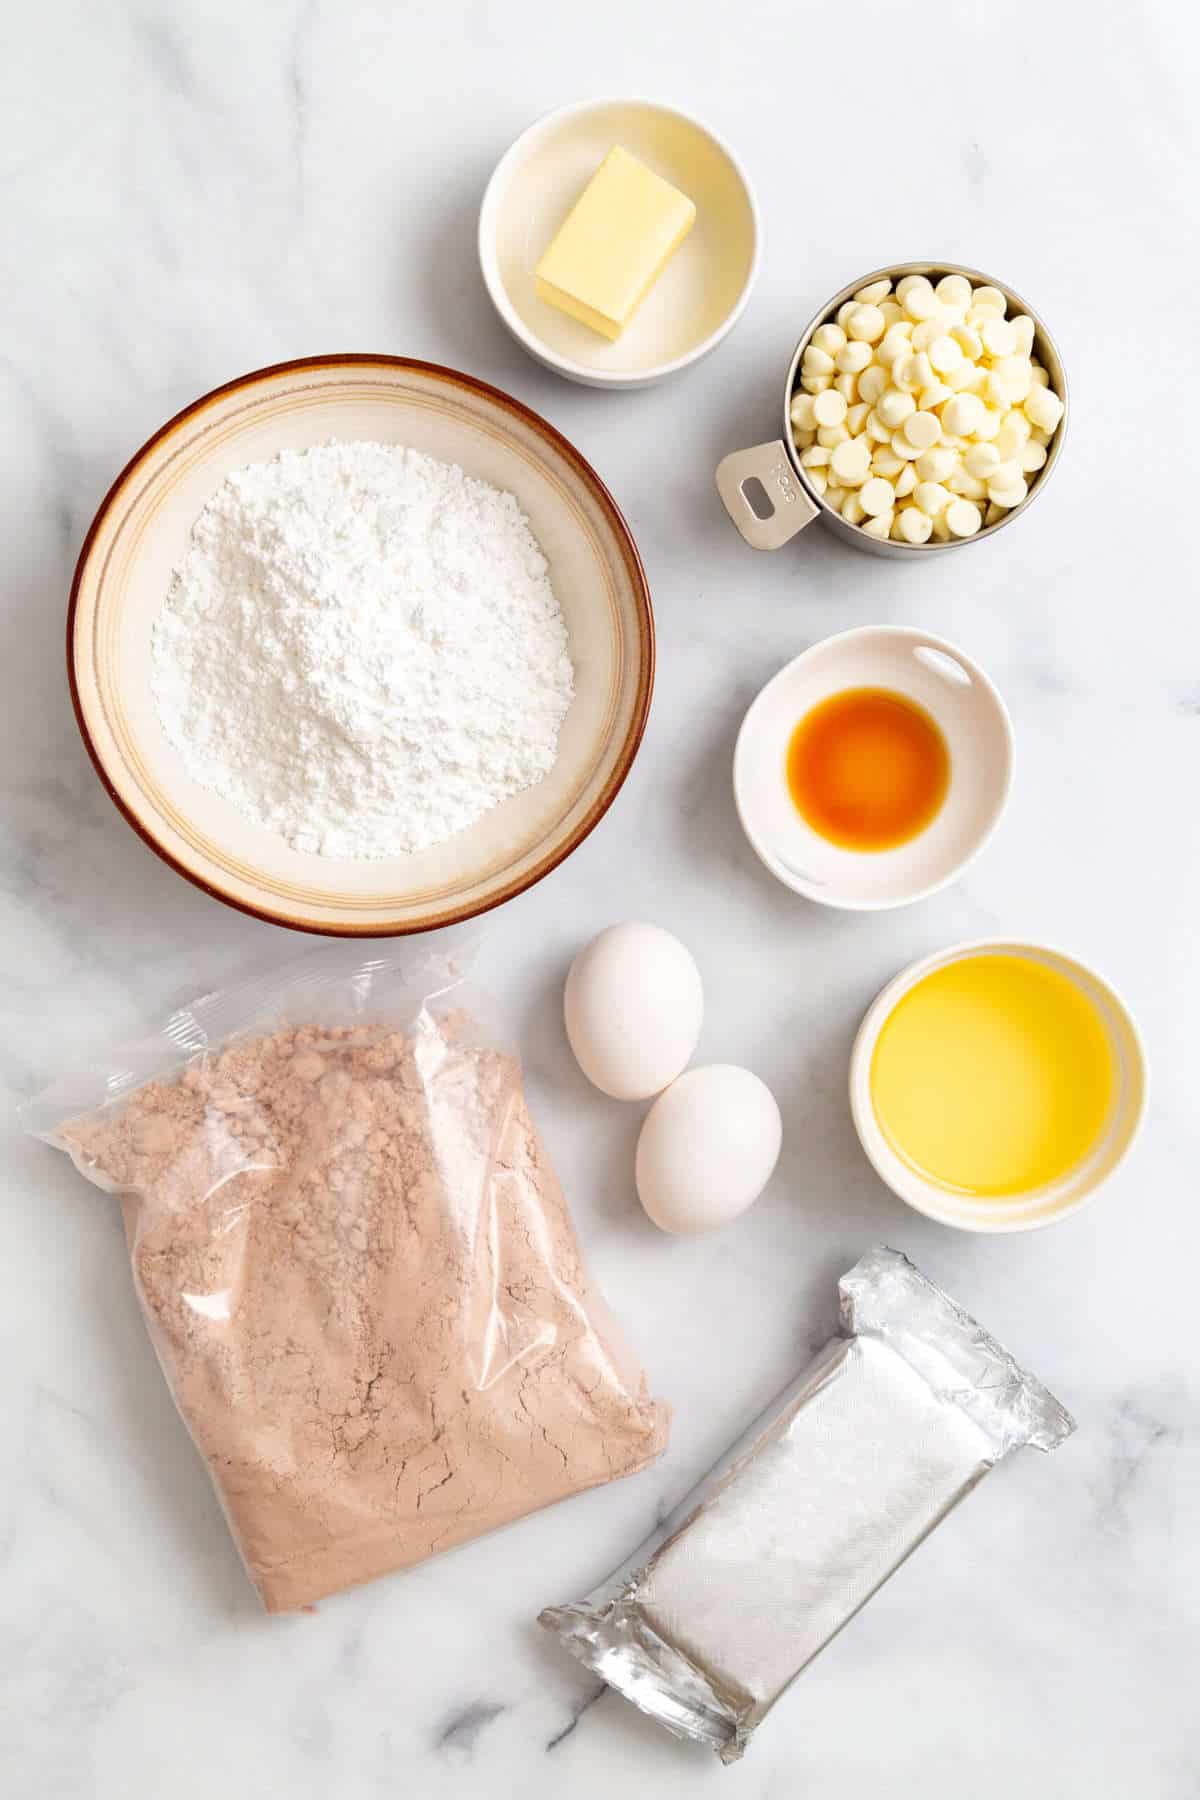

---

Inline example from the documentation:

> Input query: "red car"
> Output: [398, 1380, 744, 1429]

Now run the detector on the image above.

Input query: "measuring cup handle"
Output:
[715, 440, 820, 551]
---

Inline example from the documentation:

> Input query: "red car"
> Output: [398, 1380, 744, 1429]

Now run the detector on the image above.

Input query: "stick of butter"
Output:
[535, 146, 696, 342]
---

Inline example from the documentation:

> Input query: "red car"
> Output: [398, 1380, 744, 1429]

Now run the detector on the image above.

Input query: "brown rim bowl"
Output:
[68, 355, 654, 935]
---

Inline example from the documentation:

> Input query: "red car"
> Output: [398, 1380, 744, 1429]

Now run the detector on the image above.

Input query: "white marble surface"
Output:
[4, 2, 1199, 1793]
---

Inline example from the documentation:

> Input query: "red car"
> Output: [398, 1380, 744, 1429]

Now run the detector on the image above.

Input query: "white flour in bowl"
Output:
[150, 441, 575, 858]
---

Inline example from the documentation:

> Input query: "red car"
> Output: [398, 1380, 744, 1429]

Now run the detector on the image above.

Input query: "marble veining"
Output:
[3, 1, 1198, 1796]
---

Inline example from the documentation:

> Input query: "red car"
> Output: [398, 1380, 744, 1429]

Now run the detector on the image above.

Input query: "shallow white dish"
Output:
[479, 98, 760, 389]
[849, 939, 1147, 1232]
[733, 625, 1012, 911]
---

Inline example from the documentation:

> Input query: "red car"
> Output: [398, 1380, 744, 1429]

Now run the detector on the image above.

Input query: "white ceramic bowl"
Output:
[849, 940, 1147, 1232]
[479, 98, 760, 389]
[733, 626, 1012, 910]
[69, 356, 654, 935]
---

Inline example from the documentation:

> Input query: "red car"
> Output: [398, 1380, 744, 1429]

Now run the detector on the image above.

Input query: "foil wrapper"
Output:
[539, 1247, 1074, 1763]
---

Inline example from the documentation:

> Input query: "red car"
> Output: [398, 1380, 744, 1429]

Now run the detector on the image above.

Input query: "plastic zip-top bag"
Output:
[24, 944, 669, 1612]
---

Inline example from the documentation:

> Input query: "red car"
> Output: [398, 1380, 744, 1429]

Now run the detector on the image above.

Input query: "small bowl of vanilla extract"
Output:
[733, 624, 1013, 911]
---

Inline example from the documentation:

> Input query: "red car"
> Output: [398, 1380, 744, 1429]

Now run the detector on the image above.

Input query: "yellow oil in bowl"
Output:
[869, 951, 1118, 1197]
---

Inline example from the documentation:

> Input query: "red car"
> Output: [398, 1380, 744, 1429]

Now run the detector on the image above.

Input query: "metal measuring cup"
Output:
[716, 261, 1068, 558]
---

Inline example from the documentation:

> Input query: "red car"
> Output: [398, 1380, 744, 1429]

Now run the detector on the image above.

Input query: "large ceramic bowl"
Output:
[69, 356, 654, 934]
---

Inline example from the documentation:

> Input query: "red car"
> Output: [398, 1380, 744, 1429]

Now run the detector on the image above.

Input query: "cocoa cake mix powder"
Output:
[59, 1018, 667, 1611]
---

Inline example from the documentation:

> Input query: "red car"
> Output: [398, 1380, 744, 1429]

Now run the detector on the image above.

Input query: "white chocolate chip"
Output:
[861, 511, 893, 540]
[830, 437, 872, 486]
[800, 444, 832, 467]
[902, 351, 935, 393]
[803, 344, 836, 376]
[877, 388, 916, 430]
[947, 469, 988, 500]
[859, 476, 895, 516]
[940, 393, 984, 438]
[991, 356, 1034, 405]
[808, 468, 828, 495]
[992, 423, 1026, 459]
[890, 355, 918, 394]
[812, 322, 847, 356]
[894, 462, 918, 499]
[834, 372, 858, 402]
[944, 360, 979, 393]
[800, 373, 833, 394]
[792, 428, 816, 450]
[1011, 315, 1036, 353]
[946, 498, 983, 537]
[902, 411, 942, 451]
[934, 274, 973, 311]
[846, 401, 871, 434]
[847, 303, 887, 343]
[914, 481, 952, 515]
[890, 430, 925, 461]
[836, 340, 873, 375]
[865, 410, 892, 443]
[972, 286, 1007, 315]
[928, 335, 964, 375]
[897, 506, 933, 544]
[871, 446, 906, 477]
[858, 365, 888, 405]
[790, 393, 817, 429]
[910, 317, 947, 353]
[842, 491, 867, 524]
[900, 277, 938, 320]
[1024, 384, 1065, 432]
[919, 381, 954, 411]
[836, 300, 860, 329]
[876, 327, 912, 369]
[915, 446, 958, 483]
[813, 389, 848, 427]
[987, 471, 1029, 508]
[963, 442, 1001, 478]
[1021, 440, 1048, 473]
[981, 318, 1018, 358]
[853, 278, 893, 304]
[817, 423, 850, 447]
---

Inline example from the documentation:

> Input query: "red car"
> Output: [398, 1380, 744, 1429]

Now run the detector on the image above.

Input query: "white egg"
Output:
[635, 1064, 782, 1235]
[564, 922, 703, 1101]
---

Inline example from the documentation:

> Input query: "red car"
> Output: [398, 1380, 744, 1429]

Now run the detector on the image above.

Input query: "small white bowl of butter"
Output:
[479, 98, 760, 389]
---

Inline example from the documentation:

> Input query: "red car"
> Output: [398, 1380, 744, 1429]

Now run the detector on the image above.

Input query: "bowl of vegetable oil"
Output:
[850, 940, 1146, 1231]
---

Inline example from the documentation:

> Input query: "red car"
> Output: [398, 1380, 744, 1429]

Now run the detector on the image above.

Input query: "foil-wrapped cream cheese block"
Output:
[539, 1247, 1074, 1763]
